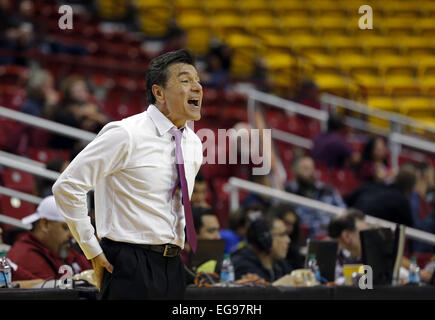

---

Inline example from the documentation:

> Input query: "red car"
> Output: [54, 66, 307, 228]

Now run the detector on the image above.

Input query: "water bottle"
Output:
[408, 257, 421, 284]
[220, 254, 235, 283]
[0, 252, 12, 288]
[306, 253, 321, 283]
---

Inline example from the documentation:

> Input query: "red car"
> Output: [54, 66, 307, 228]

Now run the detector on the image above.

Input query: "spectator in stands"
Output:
[191, 171, 211, 208]
[408, 162, 434, 227]
[21, 69, 59, 118]
[231, 216, 292, 282]
[267, 203, 305, 269]
[357, 136, 392, 183]
[7, 196, 92, 281]
[51, 75, 108, 149]
[242, 173, 273, 212]
[201, 53, 230, 89]
[219, 206, 252, 254]
[345, 166, 415, 227]
[312, 114, 357, 168]
[160, 27, 187, 55]
[293, 80, 321, 109]
[327, 209, 368, 283]
[285, 155, 346, 238]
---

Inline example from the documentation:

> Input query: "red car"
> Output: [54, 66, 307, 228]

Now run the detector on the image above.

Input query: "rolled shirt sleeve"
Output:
[52, 124, 132, 259]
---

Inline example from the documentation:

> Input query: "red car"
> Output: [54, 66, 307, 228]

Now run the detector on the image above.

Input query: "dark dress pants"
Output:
[98, 238, 186, 300]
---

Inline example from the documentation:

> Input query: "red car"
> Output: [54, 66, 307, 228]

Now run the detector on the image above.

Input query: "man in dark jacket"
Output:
[231, 216, 292, 283]
[344, 167, 415, 227]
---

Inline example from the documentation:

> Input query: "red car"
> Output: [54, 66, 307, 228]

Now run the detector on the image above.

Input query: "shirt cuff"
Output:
[79, 235, 103, 260]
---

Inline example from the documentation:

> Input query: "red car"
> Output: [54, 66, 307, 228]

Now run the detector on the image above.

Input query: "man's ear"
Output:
[152, 84, 165, 105]
[39, 218, 50, 233]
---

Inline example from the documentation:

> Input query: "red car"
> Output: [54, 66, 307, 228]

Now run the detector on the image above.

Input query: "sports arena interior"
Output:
[1, 0, 435, 297]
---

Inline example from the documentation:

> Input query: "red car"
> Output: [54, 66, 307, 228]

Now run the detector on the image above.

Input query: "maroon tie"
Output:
[169, 127, 197, 253]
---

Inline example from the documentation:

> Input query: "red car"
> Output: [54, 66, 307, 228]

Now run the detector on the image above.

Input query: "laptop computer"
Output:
[305, 239, 339, 282]
[360, 226, 402, 285]
[189, 239, 226, 271]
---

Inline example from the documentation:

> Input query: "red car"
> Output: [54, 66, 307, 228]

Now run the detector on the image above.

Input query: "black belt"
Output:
[138, 243, 181, 257]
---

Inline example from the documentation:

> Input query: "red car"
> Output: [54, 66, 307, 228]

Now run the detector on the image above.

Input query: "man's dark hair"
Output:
[247, 216, 274, 253]
[327, 114, 345, 132]
[192, 206, 216, 233]
[328, 208, 365, 239]
[394, 167, 416, 195]
[195, 170, 205, 183]
[267, 203, 300, 243]
[228, 207, 249, 231]
[145, 49, 196, 105]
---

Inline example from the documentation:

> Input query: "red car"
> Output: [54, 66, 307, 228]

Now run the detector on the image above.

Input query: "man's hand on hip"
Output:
[91, 252, 114, 290]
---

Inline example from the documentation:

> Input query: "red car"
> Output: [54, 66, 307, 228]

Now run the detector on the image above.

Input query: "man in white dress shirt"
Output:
[52, 49, 203, 299]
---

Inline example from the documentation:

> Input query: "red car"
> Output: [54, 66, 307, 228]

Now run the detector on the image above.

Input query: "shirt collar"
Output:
[147, 104, 187, 136]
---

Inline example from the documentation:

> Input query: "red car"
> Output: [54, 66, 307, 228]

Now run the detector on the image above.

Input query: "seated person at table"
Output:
[267, 203, 305, 270]
[231, 216, 292, 283]
[7, 196, 92, 281]
[181, 206, 221, 266]
[327, 209, 368, 284]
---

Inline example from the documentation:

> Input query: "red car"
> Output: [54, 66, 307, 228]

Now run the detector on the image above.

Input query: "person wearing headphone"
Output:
[231, 215, 292, 283]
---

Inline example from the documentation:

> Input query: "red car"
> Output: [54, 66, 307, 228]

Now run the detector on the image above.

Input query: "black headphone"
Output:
[247, 218, 273, 254]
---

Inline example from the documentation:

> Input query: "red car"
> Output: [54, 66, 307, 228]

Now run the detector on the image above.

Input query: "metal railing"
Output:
[237, 87, 435, 169]
[0, 106, 96, 142]
[226, 177, 435, 246]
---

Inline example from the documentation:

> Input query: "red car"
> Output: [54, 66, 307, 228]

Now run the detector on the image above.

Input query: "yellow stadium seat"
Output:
[339, 55, 378, 77]
[97, 0, 129, 19]
[419, 1, 435, 17]
[326, 36, 363, 55]
[206, 0, 236, 15]
[361, 36, 400, 56]
[246, 15, 281, 35]
[367, 96, 396, 111]
[384, 75, 420, 95]
[313, 16, 348, 36]
[399, 97, 433, 119]
[226, 34, 259, 77]
[354, 74, 385, 95]
[134, 0, 168, 10]
[313, 73, 349, 95]
[289, 35, 326, 55]
[281, 15, 313, 36]
[366, 95, 399, 130]
[305, 53, 340, 73]
[419, 75, 435, 95]
[212, 14, 246, 39]
[178, 13, 209, 29]
[417, 56, 435, 78]
[273, 0, 308, 16]
[173, 0, 201, 13]
[377, 55, 415, 77]
[134, 0, 172, 37]
[258, 33, 293, 52]
[239, 0, 273, 15]
[263, 53, 296, 87]
[415, 17, 435, 36]
[379, 1, 421, 18]
[307, 0, 347, 17]
[397, 37, 435, 58]
[380, 17, 415, 36]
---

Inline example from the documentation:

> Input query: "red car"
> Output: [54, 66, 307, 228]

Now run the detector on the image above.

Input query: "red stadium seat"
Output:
[27, 148, 70, 164]
[1, 168, 36, 193]
[0, 195, 36, 222]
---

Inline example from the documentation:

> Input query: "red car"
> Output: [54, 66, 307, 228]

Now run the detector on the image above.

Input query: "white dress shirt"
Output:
[52, 105, 203, 259]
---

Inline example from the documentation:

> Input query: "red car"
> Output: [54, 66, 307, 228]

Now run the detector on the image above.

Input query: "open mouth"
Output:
[187, 99, 200, 109]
